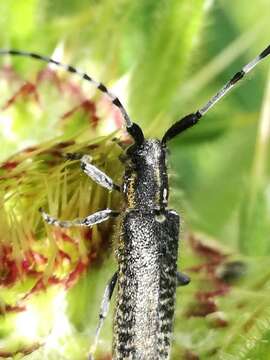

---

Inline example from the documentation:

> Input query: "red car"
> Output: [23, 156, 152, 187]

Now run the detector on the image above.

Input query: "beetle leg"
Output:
[81, 155, 121, 192]
[176, 271, 190, 286]
[40, 208, 119, 228]
[64, 152, 84, 160]
[88, 271, 118, 360]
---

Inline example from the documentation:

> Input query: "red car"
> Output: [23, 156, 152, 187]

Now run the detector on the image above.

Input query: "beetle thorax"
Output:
[123, 139, 169, 210]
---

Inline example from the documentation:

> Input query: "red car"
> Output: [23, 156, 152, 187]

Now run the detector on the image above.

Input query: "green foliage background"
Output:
[0, 0, 270, 359]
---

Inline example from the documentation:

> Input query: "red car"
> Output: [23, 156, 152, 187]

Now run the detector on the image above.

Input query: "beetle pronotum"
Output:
[0, 43, 269, 360]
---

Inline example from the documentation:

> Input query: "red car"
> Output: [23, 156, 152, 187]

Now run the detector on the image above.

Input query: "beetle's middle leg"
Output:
[40, 208, 119, 228]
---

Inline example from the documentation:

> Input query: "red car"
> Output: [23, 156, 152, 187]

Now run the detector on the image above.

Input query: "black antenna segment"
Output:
[162, 44, 270, 144]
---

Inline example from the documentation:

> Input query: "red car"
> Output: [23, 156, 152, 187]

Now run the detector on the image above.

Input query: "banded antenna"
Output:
[0, 49, 135, 130]
[162, 44, 270, 144]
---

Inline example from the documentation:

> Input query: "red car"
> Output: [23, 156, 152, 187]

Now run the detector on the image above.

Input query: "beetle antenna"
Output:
[0, 49, 134, 130]
[162, 43, 270, 144]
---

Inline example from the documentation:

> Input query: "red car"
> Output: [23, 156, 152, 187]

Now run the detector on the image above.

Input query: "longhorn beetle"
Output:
[0, 44, 270, 360]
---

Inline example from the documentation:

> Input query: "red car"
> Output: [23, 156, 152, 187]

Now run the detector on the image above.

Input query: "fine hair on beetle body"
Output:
[0, 43, 269, 360]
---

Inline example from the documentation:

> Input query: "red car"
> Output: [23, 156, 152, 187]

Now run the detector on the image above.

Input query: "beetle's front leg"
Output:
[80, 155, 121, 192]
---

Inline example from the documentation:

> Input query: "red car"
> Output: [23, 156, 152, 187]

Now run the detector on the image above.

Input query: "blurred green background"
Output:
[0, 0, 270, 359]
